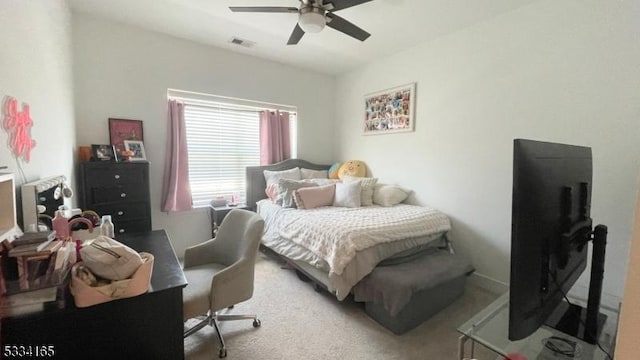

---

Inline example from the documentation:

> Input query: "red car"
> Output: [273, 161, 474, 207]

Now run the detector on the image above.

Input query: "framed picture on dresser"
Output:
[91, 144, 117, 162]
[123, 140, 147, 161]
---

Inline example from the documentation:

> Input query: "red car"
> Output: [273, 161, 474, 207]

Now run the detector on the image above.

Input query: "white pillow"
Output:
[264, 167, 300, 186]
[343, 176, 378, 206]
[373, 184, 412, 206]
[300, 168, 328, 179]
[333, 181, 361, 208]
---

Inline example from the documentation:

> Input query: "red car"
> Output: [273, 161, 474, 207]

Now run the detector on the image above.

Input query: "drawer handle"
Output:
[117, 211, 124, 216]
[120, 193, 127, 198]
[114, 174, 120, 179]
[119, 229, 125, 233]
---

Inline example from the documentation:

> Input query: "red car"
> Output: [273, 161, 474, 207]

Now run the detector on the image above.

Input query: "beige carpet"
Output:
[185, 251, 499, 360]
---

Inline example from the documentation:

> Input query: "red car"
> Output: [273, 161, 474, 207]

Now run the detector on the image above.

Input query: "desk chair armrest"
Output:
[209, 257, 254, 310]
[183, 238, 227, 268]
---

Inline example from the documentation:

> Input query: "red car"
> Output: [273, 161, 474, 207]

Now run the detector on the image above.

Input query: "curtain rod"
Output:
[184, 102, 292, 115]
[167, 88, 297, 113]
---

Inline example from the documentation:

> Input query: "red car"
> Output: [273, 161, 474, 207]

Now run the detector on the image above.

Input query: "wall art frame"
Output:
[363, 83, 416, 135]
[109, 118, 144, 153]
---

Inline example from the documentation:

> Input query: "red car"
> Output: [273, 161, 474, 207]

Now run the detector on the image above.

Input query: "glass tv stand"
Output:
[457, 292, 619, 360]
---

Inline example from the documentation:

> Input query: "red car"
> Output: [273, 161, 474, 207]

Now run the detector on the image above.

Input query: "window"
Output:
[169, 90, 297, 207]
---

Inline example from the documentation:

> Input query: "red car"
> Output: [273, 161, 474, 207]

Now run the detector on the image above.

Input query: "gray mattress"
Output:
[364, 274, 468, 334]
[353, 248, 474, 334]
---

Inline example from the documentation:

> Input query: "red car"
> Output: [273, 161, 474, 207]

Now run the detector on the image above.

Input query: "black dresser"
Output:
[78, 162, 151, 234]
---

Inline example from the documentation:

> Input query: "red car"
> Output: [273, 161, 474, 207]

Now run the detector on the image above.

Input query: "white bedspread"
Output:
[259, 201, 451, 299]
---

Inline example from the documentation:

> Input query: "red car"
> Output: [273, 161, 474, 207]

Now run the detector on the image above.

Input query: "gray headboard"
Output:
[245, 159, 331, 211]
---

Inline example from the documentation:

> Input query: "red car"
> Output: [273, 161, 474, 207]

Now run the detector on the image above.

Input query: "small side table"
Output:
[209, 204, 249, 238]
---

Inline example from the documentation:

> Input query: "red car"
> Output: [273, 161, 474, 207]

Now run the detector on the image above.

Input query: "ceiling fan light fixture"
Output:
[298, 8, 325, 33]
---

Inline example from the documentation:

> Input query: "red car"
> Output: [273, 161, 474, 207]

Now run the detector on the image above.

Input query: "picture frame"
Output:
[363, 83, 416, 135]
[123, 140, 147, 161]
[91, 144, 117, 162]
[109, 118, 144, 153]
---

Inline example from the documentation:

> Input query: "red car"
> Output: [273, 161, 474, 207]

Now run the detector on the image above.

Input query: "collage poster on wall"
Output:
[363, 83, 416, 135]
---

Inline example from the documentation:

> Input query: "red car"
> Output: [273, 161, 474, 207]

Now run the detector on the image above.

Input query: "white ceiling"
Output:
[68, 0, 538, 75]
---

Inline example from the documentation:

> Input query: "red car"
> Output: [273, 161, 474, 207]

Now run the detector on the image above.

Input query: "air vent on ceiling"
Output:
[229, 37, 255, 48]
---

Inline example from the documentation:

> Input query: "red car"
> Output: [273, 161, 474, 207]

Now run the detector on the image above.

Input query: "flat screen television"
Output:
[509, 139, 607, 344]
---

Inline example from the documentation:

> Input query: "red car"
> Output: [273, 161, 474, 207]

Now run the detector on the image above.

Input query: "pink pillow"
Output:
[293, 184, 335, 209]
[265, 183, 279, 202]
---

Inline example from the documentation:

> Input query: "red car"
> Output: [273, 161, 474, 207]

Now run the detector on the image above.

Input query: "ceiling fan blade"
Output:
[287, 23, 305, 45]
[325, 13, 370, 41]
[324, 0, 372, 11]
[229, 6, 299, 13]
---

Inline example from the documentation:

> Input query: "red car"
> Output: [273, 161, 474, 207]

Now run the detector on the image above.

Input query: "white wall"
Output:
[72, 14, 335, 256]
[335, 0, 640, 296]
[0, 1, 75, 213]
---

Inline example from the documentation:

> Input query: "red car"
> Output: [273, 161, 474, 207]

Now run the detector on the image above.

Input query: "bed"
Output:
[246, 159, 473, 333]
[247, 159, 450, 291]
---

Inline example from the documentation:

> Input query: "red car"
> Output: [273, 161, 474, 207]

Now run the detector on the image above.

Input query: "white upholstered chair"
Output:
[183, 208, 265, 358]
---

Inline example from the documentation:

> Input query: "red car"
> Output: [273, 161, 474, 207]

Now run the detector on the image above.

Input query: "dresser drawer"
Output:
[90, 184, 148, 204]
[83, 163, 147, 187]
[114, 219, 151, 235]
[90, 202, 150, 222]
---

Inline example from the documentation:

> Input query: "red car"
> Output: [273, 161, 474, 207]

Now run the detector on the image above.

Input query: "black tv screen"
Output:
[509, 139, 593, 341]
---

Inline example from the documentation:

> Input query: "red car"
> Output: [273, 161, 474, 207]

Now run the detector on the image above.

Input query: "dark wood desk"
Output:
[1, 230, 188, 360]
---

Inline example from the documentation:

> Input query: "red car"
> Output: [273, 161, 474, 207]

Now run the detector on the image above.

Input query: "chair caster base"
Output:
[253, 319, 261, 328]
[219, 348, 227, 358]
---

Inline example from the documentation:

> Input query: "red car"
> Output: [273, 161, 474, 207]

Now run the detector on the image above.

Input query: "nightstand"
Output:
[209, 204, 249, 237]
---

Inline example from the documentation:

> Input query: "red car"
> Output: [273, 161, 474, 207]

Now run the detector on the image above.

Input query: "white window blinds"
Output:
[173, 91, 297, 208]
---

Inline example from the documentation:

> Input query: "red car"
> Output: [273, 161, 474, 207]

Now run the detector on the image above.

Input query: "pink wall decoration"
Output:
[2, 96, 36, 162]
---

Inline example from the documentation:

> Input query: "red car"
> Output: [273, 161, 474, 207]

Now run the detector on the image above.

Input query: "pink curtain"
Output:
[161, 99, 193, 212]
[260, 110, 291, 165]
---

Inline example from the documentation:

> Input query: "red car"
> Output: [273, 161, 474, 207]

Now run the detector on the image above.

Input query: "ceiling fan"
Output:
[229, 0, 372, 45]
